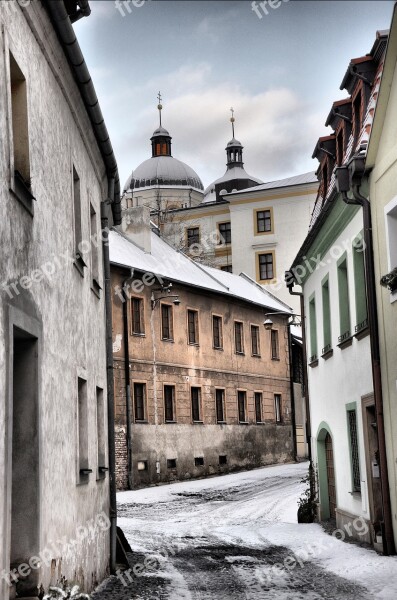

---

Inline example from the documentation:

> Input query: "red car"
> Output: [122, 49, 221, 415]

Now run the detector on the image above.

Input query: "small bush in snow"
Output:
[43, 584, 90, 599]
[297, 463, 317, 523]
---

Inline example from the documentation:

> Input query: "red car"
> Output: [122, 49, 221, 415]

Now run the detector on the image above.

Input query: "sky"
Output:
[75, 0, 395, 191]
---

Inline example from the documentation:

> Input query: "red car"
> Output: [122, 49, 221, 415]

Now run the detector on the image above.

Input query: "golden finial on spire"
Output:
[230, 107, 235, 137]
[157, 91, 163, 126]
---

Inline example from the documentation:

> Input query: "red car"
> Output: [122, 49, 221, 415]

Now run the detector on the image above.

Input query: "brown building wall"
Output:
[112, 266, 294, 488]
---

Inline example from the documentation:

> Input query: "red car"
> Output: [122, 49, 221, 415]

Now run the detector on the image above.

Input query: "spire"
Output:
[157, 91, 163, 127]
[226, 108, 243, 169]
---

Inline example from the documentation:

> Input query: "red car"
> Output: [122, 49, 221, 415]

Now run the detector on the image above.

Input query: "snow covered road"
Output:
[92, 462, 397, 599]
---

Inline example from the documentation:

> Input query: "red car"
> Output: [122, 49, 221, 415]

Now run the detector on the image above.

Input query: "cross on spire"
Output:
[157, 91, 163, 126]
[230, 107, 235, 138]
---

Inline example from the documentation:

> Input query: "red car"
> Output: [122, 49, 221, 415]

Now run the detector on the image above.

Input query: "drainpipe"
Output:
[122, 277, 133, 490]
[337, 168, 395, 555]
[287, 323, 298, 462]
[101, 180, 117, 574]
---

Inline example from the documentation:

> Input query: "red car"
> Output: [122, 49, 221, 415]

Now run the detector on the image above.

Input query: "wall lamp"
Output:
[263, 312, 301, 331]
[151, 282, 180, 310]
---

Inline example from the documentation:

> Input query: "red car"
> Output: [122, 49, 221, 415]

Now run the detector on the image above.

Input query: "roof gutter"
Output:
[43, 0, 121, 226]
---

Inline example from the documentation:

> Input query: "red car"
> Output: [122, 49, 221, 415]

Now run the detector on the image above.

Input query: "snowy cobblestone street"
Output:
[92, 463, 397, 599]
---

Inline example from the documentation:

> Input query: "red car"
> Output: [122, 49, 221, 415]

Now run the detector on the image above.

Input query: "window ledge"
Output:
[321, 348, 333, 360]
[355, 326, 369, 340]
[252, 353, 261, 358]
[213, 346, 224, 351]
[10, 176, 35, 216]
[91, 278, 102, 299]
[188, 342, 200, 347]
[165, 420, 177, 424]
[73, 254, 86, 277]
[135, 420, 148, 424]
[235, 351, 245, 356]
[271, 357, 280, 361]
[349, 490, 362, 498]
[192, 420, 204, 425]
[217, 421, 227, 425]
[239, 421, 250, 425]
[337, 336, 353, 350]
[309, 359, 319, 368]
[132, 332, 146, 338]
[161, 338, 174, 343]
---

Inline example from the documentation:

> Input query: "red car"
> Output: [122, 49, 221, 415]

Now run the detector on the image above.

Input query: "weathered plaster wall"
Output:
[0, 2, 110, 596]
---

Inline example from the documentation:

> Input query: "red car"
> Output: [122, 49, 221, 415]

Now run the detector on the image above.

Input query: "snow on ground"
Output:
[107, 462, 397, 599]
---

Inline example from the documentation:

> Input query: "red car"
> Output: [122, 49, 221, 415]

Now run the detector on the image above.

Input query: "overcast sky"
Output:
[75, 0, 394, 190]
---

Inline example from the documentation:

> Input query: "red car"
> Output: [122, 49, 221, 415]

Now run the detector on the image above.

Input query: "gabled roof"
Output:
[225, 171, 318, 197]
[109, 229, 292, 314]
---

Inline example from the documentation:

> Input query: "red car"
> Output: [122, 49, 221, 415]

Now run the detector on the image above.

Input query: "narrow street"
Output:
[92, 463, 397, 599]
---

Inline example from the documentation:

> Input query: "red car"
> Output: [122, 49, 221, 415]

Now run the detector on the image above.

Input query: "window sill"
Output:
[349, 490, 362, 498]
[309, 359, 319, 368]
[161, 338, 174, 343]
[132, 332, 146, 338]
[135, 420, 148, 424]
[337, 336, 353, 350]
[192, 420, 204, 424]
[239, 421, 249, 425]
[73, 253, 87, 277]
[321, 349, 333, 360]
[217, 420, 227, 425]
[252, 353, 261, 358]
[355, 326, 369, 340]
[165, 420, 177, 424]
[213, 346, 224, 351]
[10, 171, 35, 216]
[91, 278, 102, 299]
[255, 421, 264, 425]
[271, 357, 280, 361]
[188, 342, 200, 347]
[235, 351, 245, 356]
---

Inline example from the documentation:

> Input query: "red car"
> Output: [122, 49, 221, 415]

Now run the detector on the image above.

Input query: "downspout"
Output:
[101, 180, 117, 574]
[122, 278, 133, 490]
[287, 324, 298, 462]
[341, 182, 395, 555]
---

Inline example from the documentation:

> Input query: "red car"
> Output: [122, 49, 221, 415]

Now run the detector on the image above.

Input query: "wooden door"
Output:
[325, 433, 336, 519]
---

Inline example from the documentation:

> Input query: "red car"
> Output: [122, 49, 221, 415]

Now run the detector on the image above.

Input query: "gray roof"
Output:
[123, 156, 204, 192]
[226, 137, 243, 148]
[225, 171, 318, 196]
[109, 229, 292, 313]
[151, 126, 171, 138]
[203, 166, 263, 202]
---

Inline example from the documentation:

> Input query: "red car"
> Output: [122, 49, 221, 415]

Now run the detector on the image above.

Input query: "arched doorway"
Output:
[317, 424, 336, 520]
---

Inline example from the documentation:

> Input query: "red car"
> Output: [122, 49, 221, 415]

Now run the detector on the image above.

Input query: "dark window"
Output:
[257, 210, 272, 233]
[275, 394, 282, 423]
[134, 383, 146, 421]
[271, 329, 279, 360]
[187, 227, 200, 247]
[164, 385, 175, 422]
[161, 304, 173, 340]
[187, 309, 199, 345]
[219, 455, 227, 465]
[191, 387, 201, 422]
[78, 378, 88, 480]
[221, 265, 233, 273]
[131, 298, 144, 335]
[213, 315, 223, 349]
[10, 52, 30, 188]
[194, 457, 204, 466]
[336, 129, 344, 166]
[255, 392, 263, 423]
[348, 409, 361, 492]
[259, 253, 274, 280]
[216, 389, 225, 423]
[234, 322, 244, 354]
[251, 325, 260, 356]
[167, 458, 177, 469]
[238, 391, 247, 423]
[90, 204, 100, 288]
[73, 166, 84, 272]
[219, 222, 231, 244]
[353, 92, 362, 148]
[322, 161, 328, 200]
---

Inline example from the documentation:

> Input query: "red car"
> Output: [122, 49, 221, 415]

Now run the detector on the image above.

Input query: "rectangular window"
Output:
[90, 205, 100, 294]
[255, 392, 263, 423]
[238, 391, 247, 423]
[336, 129, 344, 166]
[220, 264, 233, 273]
[161, 304, 174, 341]
[271, 329, 279, 360]
[164, 385, 175, 422]
[353, 92, 362, 148]
[347, 409, 361, 492]
[234, 321, 244, 354]
[10, 53, 31, 194]
[258, 252, 274, 281]
[78, 378, 89, 481]
[73, 166, 85, 274]
[212, 315, 223, 349]
[96, 387, 106, 477]
[309, 296, 318, 361]
[256, 210, 272, 233]
[219, 222, 231, 244]
[187, 227, 200, 247]
[251, 325, 260, 356]
[322, 279, 331, 353]
[385, 201, 397, 273]
[187, 309, 199, 345]
[275, 394, 282, 423]
[134, 383, 146, 422]
[353, 236, 368, 332]
[191, 387, 201, 422]
[216, 389, 225, 423]
[131, 297, 145, 335]
[337, 257, 351, 342]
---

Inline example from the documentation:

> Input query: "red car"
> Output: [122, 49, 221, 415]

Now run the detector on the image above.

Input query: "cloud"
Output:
[110, 62, 324, 190]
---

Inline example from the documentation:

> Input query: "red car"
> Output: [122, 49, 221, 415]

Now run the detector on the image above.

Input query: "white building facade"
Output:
[0, 2, 120, 597]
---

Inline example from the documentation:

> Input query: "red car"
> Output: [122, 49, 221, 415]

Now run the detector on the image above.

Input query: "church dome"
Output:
[124, 156, 204, 192]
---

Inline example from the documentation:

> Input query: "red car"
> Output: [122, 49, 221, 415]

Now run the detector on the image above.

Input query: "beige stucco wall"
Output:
[369, 50, 397, 550]
[0, 3, 110, 596]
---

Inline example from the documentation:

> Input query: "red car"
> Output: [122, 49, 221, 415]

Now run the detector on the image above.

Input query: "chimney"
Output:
[120, 205, 151, 253]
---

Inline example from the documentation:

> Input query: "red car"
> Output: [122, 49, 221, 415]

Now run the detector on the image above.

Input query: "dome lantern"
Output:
[151, 92, 172, 157]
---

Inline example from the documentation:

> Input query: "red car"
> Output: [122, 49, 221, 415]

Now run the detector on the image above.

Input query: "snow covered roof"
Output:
[203, 166, 263, 203]
[123, 156, 204, 193]
[109, 229, 292, 314]
[225, 171, 318, 197]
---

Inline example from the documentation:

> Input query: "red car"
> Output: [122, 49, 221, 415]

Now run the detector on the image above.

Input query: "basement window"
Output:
[9, 52, 34, 213]
[137, 461, 148, 472]
[219, 455, 227, 466]
[194, 457, 204, 467]
[167, 459, 177, 469]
